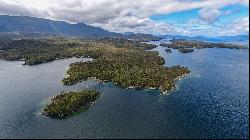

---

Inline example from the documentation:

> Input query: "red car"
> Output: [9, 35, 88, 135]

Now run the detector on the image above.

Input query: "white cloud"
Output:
[0, 0, 249, 36]
[181, 16, 249, 37]
[199, 8, 221, 23]
[224, 17, 249, 35]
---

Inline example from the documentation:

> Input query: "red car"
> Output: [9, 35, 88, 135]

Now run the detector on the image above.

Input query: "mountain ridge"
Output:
[0, 15, 119, 38]
[0, 15, 161, 41]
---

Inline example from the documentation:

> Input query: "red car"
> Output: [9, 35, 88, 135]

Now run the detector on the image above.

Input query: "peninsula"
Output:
[0, 37, 190, 93]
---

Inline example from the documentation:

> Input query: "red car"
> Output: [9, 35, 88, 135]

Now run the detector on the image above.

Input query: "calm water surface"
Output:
[0, 43, 249, 138]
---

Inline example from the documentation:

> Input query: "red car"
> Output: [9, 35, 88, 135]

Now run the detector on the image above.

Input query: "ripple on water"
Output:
[0, 45, 248, 139]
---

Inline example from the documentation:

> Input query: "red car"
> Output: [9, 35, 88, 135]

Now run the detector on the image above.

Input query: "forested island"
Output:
[165, 48, 172, 53]
[0, 37, 190, 93]
[178, 48, 194, 53]
[0, 38, 157, 65]
[167, 39, 248, 49]
[42, 89, 100, 118]
[160, 43, 171, 47]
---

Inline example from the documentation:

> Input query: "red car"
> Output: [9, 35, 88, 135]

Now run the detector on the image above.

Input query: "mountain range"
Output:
[0, 15, 161, 41]
[0, 15, 247, 43]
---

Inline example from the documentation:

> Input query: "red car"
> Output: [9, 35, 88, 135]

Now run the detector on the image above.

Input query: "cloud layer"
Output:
[0, 0, 249, 36]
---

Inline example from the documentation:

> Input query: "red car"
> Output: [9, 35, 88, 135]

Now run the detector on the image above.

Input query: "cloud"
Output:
[225, 16, 249, 35]
[181, 16, 249, 36]
[0, 1, 40, 16]
[199, 8, 221, 23]
[198, 6, 237, 24]
[0, 0, 249, 36]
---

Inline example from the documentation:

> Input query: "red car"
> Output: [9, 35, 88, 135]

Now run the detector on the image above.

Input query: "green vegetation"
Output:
[167, 39, 248, 49]
[0, 38, 157, 65]
[0, 38, 71, 65]
[43, 89, 100, 118]
[62, 42, 189, 92]
[178, 48, 194, 53]
[0, 37, 190, 92]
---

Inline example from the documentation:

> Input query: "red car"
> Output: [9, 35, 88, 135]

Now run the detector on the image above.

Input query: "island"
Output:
[165, 48, 172, 53]
[0, 37, 190, 93]
[178, 48, 194, 53]
[42, 89, 101, 118]
[160, 43, 171, 47]
[167, 39, 248, 49]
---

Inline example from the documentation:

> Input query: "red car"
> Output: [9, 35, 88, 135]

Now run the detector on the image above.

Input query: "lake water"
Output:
[0, 43, 249, 139]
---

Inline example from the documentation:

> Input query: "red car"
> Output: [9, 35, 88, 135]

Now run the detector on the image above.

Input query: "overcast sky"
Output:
[0, 0, 249, 36]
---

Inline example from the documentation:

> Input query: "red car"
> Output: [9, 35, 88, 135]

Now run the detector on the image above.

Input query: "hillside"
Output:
[0, 15, 120, 38]
[0, 15, 161, 41]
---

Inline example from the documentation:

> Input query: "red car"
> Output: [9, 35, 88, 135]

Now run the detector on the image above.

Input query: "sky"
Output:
[0, 0, 249, 36]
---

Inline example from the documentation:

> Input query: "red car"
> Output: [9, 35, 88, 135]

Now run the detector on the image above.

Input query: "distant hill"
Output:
[161, 34, 249, 44]
[213, 35, 249, 42]
[0, 15, 161, 41]
[123, 32, 162, 41]
[0, 15, 121, 38]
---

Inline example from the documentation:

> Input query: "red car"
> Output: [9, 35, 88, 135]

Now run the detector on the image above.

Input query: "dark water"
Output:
[0, 44, 249, 138]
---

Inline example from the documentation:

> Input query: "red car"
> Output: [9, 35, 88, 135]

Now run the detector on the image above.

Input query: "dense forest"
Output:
[0, 37, 157, 65]
[43, 89, 101, 118]
[0, 37, 189, 92]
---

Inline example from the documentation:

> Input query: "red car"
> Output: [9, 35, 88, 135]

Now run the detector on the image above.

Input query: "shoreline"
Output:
[161, 73, 190, 94]
[67, 72, 190, 94]
[124, 72, 190, 93]
[41, 89, 101, 118]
